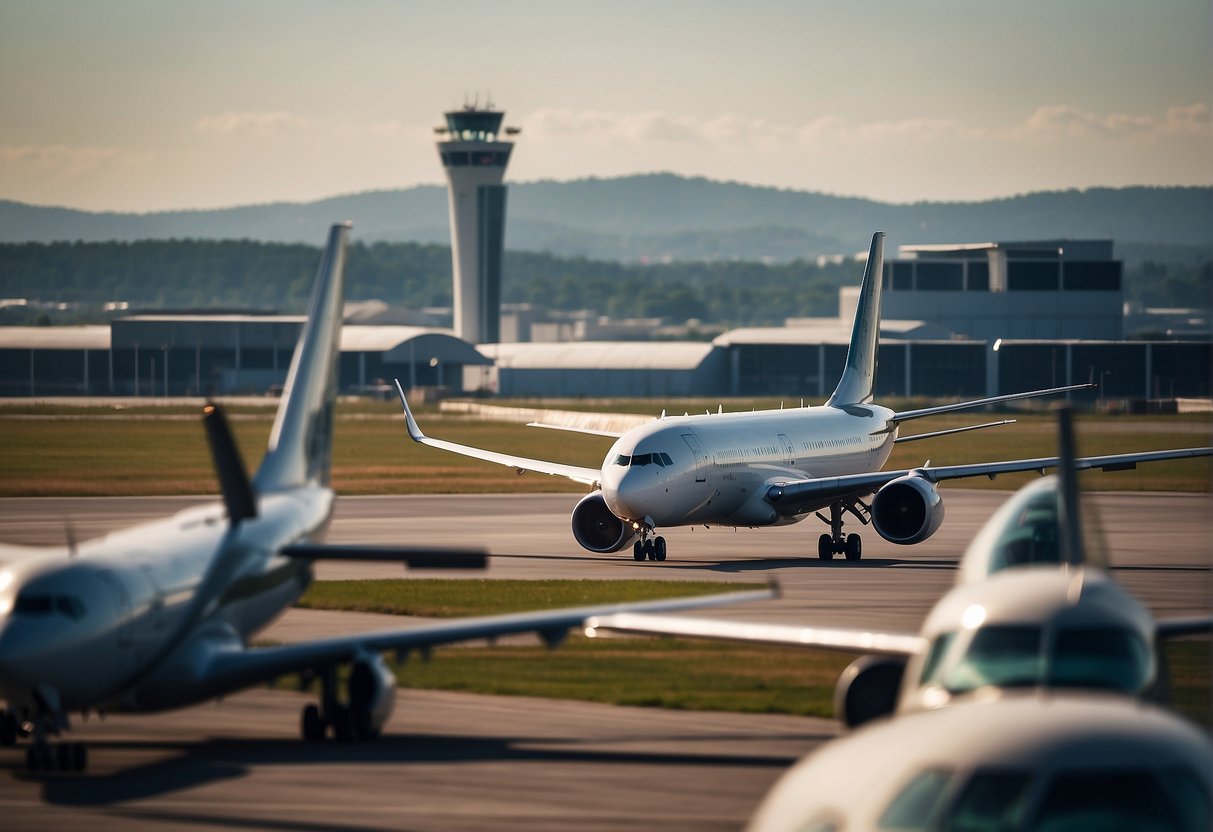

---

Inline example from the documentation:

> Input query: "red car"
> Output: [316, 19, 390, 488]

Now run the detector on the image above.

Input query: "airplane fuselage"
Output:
[600, 403, 898, 529]
[0, 487, 332, 715]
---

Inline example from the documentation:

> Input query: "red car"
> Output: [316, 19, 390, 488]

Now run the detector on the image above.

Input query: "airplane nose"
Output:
[606, 470, 644, 520]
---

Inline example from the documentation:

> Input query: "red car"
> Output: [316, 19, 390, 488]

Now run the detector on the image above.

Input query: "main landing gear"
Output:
[300, 666, 379, 743]
[633, 535, 667, 562]
[816, 499, 870, 562]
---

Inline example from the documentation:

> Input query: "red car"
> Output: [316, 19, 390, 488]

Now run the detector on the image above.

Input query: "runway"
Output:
[0, 490, 1209, 829]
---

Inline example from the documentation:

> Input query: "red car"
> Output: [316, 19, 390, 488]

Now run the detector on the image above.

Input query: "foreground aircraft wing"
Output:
[766, 446, 1213, 513]
[177, 586, 775, 699]
[393, 380, 602, 486]
[584, 612, 924, 656]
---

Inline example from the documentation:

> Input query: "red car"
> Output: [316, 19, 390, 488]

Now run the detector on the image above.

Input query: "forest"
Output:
[0, 238, 1207, 329]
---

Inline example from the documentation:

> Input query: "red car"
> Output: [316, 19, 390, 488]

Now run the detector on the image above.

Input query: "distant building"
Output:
[847, 240, 1125, 340]
[435, 103, 520, 344]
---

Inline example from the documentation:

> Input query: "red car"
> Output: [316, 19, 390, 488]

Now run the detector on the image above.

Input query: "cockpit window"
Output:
[942, 626, 1043, 693]
[919, 632, 956, 684]
[941, 770, 1032, 831]
[614, 454, 631, 466]
[1048, 627, 1151, 693]
[1031, 770, 1190, 832]
[879, 768, 954, 829]
[987, 490, 1061, 572]
[626, 452, 672, 467]
[14, 592, 86, 620]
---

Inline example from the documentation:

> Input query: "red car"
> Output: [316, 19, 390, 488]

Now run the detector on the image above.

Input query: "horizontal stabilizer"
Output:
[280, 543, 486, 570]
[894, 420, 1016, 444]
[202, 403, 256, 523]
[527, 422, 625, 439]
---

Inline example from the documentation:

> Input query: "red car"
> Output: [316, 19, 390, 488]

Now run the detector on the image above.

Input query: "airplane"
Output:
[395, 231, 1212, 562]
[745, 694, 1212, 832]
[0, 222, 771, 773]
[584, 407, 1213, 729]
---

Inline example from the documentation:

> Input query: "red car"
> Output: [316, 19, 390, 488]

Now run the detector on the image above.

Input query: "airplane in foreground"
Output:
[586, 407, 1213, 728]
[396, 232, 1212, 562]
[0, 222, 770, 773]
[592, 409, 1213, 830]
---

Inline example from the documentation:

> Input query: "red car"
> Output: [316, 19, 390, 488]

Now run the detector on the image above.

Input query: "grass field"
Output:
[294, 579, 1212, 726]
[1, 399, 1208, 496]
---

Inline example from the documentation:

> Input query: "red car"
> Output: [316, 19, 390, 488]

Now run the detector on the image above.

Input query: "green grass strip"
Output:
[297, 578, 762, 618]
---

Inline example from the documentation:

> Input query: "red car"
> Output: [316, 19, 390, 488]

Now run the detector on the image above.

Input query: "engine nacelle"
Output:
[833, 655, 907, 730]
[872, 474, 945, 545]
[571, 491, 638, 553]
[348, 652, 396, 739]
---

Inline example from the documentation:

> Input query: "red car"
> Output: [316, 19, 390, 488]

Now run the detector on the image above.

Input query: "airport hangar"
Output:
[1, 238, 1209, 401]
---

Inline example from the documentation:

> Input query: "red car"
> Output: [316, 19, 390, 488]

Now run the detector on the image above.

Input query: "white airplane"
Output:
[0, 222, 771, 773]
[746, 694, 1211, 832]
[585, 408, 1213, 728]
[396, 232, 1212, 562]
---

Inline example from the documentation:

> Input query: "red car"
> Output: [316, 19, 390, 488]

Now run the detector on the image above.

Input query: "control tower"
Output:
[435, 104, 520, 344]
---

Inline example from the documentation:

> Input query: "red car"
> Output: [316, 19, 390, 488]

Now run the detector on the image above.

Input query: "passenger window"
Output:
[879, 768, 954, 829]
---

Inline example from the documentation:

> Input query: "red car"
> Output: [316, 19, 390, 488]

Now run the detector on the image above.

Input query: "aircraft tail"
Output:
[826, 232, 884, 407]
[252, 222, 350, 491]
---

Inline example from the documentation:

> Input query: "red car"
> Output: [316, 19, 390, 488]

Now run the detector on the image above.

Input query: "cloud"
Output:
[1012, 102, 1212, 141]
[195, 110, 311, 136]
[0, 144, 153, 177]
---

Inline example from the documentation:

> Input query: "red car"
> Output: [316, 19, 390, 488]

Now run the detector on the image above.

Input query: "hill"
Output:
[3, 175, 1211, 263]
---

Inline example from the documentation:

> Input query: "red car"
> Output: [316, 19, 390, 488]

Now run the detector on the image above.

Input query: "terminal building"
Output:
[0, 237, 1208, 402]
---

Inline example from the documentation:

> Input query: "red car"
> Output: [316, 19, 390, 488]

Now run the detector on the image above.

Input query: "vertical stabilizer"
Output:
[253, 222, 350, 491]
[827, 232, 885, 407]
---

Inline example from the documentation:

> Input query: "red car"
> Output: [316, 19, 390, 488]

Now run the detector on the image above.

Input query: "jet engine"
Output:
[833, 655, 907, 730]
[571, 491, 638, 553]
[347, 652, 396, 740]
[871, 474, 945, 545]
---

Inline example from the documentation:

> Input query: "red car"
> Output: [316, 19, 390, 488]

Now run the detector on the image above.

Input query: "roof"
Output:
[0, 326, 110, 350]
[714, 320, 952, 347]
[479, 341, 716, 371]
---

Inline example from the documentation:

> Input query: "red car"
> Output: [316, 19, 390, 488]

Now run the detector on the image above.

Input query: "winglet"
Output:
[393, 379, 426, 442]
[827, 232, 885, 407]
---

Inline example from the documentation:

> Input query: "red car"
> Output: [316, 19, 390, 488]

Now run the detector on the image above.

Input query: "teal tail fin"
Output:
[827, 232, 885, 407]
[253, 222, 350, 491]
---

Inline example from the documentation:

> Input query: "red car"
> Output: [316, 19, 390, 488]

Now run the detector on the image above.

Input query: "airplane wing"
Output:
[891, 383, 1094, 422]
[393, 380, 602, 486]
[1156, 617, 1213, 638]
[527, 422, 626, 439]
[179, 586, 776, 699]
[280, 544, 487, 570]
[584, 612, 924, 656]
[766, 446, 1213, 514]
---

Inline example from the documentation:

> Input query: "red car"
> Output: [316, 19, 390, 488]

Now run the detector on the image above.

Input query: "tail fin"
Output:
[827, 232, 885, 407]
[253, 222, 350, 491]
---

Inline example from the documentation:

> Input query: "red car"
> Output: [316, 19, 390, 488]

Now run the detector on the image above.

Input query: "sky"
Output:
[1, 0, 1210, 212]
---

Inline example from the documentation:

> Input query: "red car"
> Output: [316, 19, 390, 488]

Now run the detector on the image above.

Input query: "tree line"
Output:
[0, 239, 1206, 329]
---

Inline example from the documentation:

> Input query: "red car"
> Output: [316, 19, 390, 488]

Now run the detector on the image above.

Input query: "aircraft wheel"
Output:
[818, 534, 835, 560]
[302, 704, 325, 742]
[331, 705, 355, 743]
[71, 741, 88, 772]
[845, 534, 862, 561]
[633, 541, 645, 561]
[0, 709, 16, 746]
[653, 537, 667, 561]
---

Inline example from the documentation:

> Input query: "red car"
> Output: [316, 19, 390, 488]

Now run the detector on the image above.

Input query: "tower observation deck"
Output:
[435, 105, 520, 344]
